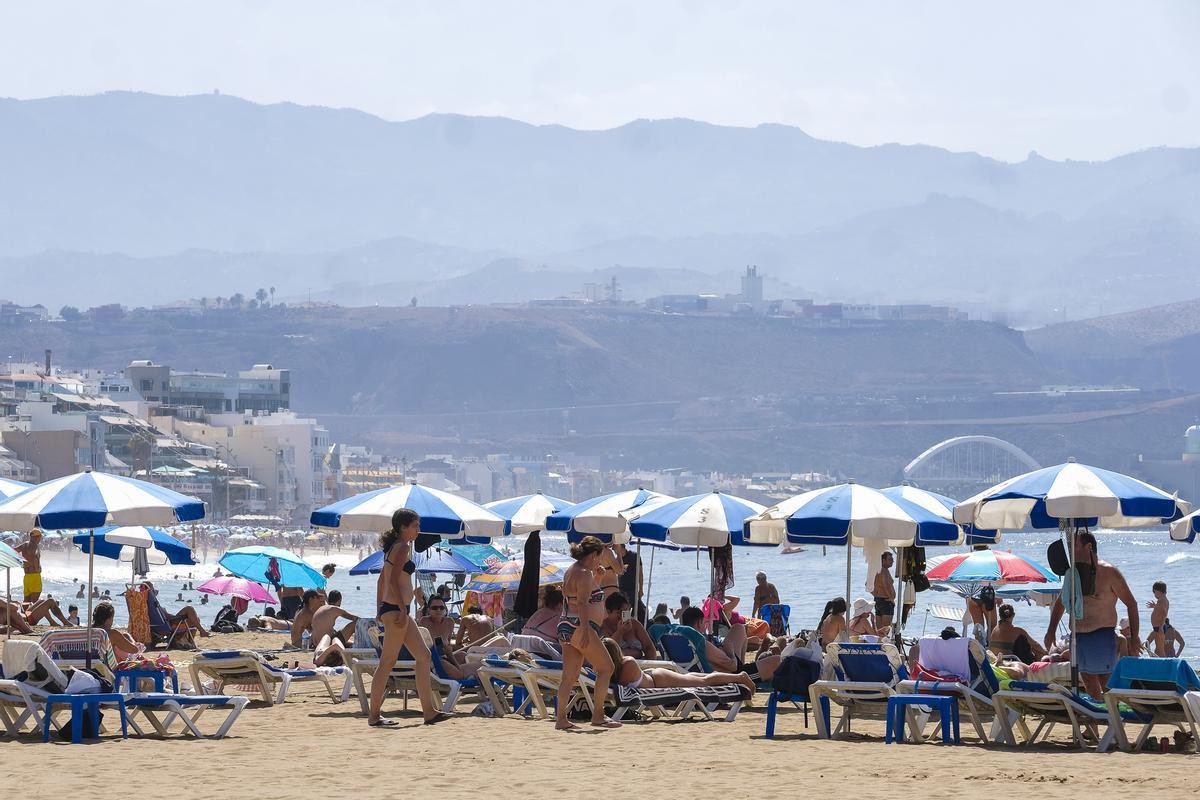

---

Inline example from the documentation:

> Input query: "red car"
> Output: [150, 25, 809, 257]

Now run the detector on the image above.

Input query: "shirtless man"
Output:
[752, 571, 781, 618]
[311, 589, 358, 646]
[872, 551, 896, 637]
[16, 529, 43, 602]
[1147, 581, 1170, 656]
[682, 606, 747, 673]
[454, 605, 497, 649]
[1045, 531, 1139, 698]
[289, 589, 325, 649]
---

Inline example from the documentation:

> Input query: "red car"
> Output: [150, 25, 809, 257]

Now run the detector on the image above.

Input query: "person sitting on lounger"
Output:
[419, 596, 456, 646]
[146, 582, 211, 637]
[600, 591, 658, 659]
[848, 598, 875, 639]
[989, 603, 1046, 664]
[454, 606, 496, 649]
[602, 637, 755, 693]
[816, 597, 848, 649]
[520, 586, 564, 642]
[681, 605, 746, 673]
[290, 589, 325, 649]
[311, 590, 358, 646]
[93, 601, 145, 662]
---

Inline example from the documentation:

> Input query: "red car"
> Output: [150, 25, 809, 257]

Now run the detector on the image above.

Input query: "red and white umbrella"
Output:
[926, 550, 1056, 584]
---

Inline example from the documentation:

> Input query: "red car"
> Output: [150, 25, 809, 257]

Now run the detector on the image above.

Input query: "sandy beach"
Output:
[3, 629, 1197, 799]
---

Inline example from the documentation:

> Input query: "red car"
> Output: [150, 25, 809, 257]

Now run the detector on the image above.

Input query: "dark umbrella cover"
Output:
[513, 530, 541, 619]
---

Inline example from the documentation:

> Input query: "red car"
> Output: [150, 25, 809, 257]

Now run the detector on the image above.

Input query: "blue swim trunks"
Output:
[1076, 627, 1117, 676]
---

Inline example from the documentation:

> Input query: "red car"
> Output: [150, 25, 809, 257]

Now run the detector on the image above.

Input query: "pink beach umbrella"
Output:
[198, 575, 278, 605]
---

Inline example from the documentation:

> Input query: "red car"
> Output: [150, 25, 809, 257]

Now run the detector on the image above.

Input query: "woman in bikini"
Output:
[816, 597, 848, 649]
[556, 536, 621, 731]
[603, 638, 755, 692]
[366, 508, 449, 727]
[988, 603, 1046, 664]
[92, 601, 144, 662]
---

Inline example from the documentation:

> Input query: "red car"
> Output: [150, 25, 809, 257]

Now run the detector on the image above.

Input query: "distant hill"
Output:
[3, 91, 1198, 316]
[1025, 297, 1200, 390]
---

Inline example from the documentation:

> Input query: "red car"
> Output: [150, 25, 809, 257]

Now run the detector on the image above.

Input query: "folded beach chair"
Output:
[188, 649, 345, 705]
[1103, 657, 1200, 752]
[39, 628, 120, 681]
[991, 680, 1140, 750]
[809, 642, 904, 739]
[760, 604, 791, 635]
[124, 692, 250, 739]
[896, 637, 1004, 743]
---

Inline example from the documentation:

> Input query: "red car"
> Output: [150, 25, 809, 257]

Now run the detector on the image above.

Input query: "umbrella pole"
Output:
[86, 528, 95, 670]
[645, 547, 656, 621]
[634, 538, 642, 622]
[1062, 520, 1078, 694]
[845, 544, 851, 608]
[5, 567, 10, 642]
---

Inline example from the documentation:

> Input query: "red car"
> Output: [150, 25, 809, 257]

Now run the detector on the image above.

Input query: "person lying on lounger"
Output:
[602, 637, 755, 693]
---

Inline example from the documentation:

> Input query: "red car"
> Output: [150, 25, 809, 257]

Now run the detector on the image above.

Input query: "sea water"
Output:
[29, 529, 1200, 662]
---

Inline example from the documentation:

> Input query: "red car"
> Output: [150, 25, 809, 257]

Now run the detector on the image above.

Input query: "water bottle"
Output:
[301, 629, 310, 650]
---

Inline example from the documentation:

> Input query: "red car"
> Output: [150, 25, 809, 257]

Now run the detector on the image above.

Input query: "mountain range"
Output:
[2, 91, 1198, 316]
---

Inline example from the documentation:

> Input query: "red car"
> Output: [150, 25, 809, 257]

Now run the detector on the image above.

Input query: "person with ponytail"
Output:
[366, 508, 450, 727]
[816, 597, 848, 649]
[556, 535, 622, 730]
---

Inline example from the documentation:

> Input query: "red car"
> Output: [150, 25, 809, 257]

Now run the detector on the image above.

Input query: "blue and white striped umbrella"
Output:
[546, 488, 673, 543]
[628, 491, 768, 548]
[1169, 508, 1200, 544]
[0, 469, 205, 530]
[953, 459, 1188, 531]
[0, 477, 32, 499]
[746, 482, 960, 546]
[310, 481, 507, 538]
[882, 485, 999, 546]
[72, 526, 196, 567]
[484, 492, 571, 535]
[0, 541, 22, 571]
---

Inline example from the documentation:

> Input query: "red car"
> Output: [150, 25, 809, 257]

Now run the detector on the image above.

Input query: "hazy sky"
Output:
[2, 1, 1197, 161]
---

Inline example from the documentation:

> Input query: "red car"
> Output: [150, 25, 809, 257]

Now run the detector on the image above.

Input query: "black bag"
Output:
[978, 584, 996, 611]
[910, 572, 931, 593]
[770, 654, 821, 699]
[902, 547, 930, 592]
[58, 710, 103, 741]
[212, 605, 244, 633]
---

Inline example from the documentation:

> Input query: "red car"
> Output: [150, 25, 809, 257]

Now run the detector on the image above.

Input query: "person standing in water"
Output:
[366, 508, 449, 727]
[556, 536, 621, 731]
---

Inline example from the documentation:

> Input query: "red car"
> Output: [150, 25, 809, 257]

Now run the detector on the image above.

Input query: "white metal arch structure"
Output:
[903, 435, 1040, 492]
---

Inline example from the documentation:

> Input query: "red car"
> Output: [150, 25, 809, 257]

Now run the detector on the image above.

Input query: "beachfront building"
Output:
[123, 360, 291, 413]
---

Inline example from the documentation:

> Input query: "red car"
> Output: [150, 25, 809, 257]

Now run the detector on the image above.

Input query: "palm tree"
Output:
[255, 288, 268, 307]
[269, 286, 276, 305]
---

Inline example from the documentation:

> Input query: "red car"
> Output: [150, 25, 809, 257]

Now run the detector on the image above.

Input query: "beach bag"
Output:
[771, 654, 821, 698]
[212, 605, 244, 633]
[901, 547, 930, 592]
[58, 709, 104, 741]
[977, 585, 996, 611]
[1046, 540, 1069, 576]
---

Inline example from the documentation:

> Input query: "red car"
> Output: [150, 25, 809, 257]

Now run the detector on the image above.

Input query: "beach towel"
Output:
[1060, 567, 1084, 621]
[1108, 657, 1200, 692]
[916, 636, 971, 681]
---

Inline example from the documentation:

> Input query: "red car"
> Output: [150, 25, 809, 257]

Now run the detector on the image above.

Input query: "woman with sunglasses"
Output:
[419, 598, 456, 646]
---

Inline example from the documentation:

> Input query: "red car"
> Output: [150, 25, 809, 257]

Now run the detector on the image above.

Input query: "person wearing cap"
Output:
[16, 529, 44, 603]
[849, 598, 875, 638]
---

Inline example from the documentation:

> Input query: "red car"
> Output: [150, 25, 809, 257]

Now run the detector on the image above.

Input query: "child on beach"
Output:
[67, 604, 80, 626]
[1148, 581, 1169, 656]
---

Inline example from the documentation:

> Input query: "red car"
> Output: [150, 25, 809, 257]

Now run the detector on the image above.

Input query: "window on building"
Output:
[140, 379, 153, 391]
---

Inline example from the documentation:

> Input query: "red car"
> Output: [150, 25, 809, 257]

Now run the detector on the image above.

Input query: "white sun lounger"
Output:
[188, 649, 345, 705]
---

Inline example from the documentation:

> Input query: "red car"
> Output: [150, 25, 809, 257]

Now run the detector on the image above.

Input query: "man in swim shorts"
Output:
[16, 529, 43, 602]
[1045, 531, 1140, 698]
